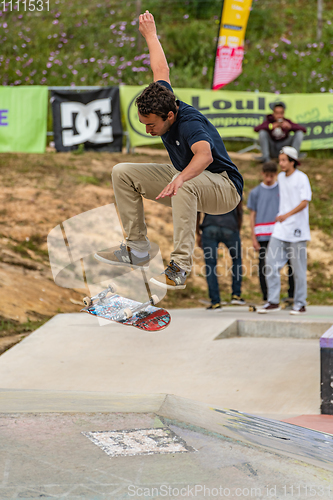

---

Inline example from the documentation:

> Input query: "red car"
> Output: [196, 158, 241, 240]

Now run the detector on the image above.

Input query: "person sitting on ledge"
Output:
[254, 102, 306, 163]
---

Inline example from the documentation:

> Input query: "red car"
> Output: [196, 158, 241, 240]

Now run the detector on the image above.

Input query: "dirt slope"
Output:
[0, 149, 332, 352]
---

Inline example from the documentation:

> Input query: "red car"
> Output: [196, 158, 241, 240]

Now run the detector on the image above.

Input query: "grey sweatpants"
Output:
[265, 236, 307, 309]
[111, 162, 240, 272]
[259, 129, 304, 161]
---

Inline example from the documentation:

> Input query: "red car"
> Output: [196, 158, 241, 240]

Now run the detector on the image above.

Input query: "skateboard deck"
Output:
[82, 292, 171, 331]
[281, 298, 294, 310]
[221, 301, 257, 312]
[199, 299, 257, 312]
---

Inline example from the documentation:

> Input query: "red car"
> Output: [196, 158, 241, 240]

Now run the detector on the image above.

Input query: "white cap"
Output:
[280, 146, 300, 165]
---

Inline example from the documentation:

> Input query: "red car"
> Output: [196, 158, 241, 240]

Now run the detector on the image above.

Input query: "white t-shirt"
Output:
[272, 169, 312, 242]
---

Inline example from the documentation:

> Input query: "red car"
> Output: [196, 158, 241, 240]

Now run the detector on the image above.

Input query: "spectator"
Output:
[197, 202, 245, 310]
[254, 102, 306, 162]
[258, 147, 312, 315]
[247, 161, 294, 303]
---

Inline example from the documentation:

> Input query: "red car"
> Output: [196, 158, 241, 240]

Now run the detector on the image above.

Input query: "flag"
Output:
[0, 86, 47, 153]
[212, 0, 253, 90]
[51, 87, 123, 152]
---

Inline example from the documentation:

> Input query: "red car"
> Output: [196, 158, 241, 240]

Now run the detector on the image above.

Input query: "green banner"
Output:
[0, 86, 48, 153]
[120, 85, 333, 151]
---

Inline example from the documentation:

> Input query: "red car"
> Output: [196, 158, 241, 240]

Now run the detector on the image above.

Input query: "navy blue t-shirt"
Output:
[159, 80, 243, 197]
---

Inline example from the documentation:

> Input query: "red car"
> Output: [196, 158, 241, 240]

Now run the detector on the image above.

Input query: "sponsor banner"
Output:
[120, 85, 161, 147]
[120, 85, 333, 151]
[0, 86, 48, 153]
[51, 87, 123, 152]
[212, 0, 253, 90]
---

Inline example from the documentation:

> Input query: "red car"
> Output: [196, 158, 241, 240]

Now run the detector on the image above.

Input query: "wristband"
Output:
[269, 123, 273, 130]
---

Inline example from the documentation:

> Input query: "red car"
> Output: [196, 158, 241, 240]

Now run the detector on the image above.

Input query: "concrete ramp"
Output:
[1, 308, 333, 498]
[1, 390, 333, 499]
[0, 311, 325, 415]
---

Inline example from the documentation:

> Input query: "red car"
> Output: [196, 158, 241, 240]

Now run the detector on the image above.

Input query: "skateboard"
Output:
[200, 299, 257, 312]
[221, 298, 294, 313]
[82, 283, 171, 331]
[280, 298, 294, 310]
[221, 301, 257, 312]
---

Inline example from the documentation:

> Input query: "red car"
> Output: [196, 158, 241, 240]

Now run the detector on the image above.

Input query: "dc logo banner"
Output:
[51, 87, 123, 152]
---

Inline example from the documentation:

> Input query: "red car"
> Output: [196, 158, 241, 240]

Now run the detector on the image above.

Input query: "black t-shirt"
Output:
[159, 80, 243, 197]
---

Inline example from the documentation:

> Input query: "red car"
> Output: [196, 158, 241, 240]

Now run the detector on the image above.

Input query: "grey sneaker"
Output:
[94, 243, 150, 269]
[257, 302, 281, 314]
[150, 260, 187, 290]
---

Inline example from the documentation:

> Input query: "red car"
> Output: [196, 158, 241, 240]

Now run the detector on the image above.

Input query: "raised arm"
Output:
[139, 10, 170, 83]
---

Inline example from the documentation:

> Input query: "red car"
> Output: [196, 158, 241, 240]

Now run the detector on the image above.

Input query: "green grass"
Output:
[0, 316, 50, 354]
[307, 261, 333, 304]
[1, 0, 333, 93]
[9, 234, 49, 259]
[76, 174, 101, 185]
[0, 316, 48, 337]
[309, 180, 333, 236]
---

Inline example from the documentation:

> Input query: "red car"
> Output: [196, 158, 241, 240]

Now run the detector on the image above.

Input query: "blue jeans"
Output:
[201, 225, 242, 305]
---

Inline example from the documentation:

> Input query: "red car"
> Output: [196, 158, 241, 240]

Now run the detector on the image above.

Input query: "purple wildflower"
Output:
[280, 37, 291, 44]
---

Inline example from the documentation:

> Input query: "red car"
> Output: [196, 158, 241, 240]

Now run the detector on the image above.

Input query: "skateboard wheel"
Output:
[123, 307, 133, 319]
[150, 294, 159, 306]
[108, 282, 117, 293]
[83, 296, 92, 307]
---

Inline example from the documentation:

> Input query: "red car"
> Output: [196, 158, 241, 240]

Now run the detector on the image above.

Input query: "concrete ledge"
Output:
[159, 394, 333, 473]
[1, 389, 333, 473]
[215, 319, 332, 340]
[0, 389, 166, 414]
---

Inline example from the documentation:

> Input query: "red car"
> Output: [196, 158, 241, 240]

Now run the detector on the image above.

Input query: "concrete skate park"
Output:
[1, 305, 333, 499]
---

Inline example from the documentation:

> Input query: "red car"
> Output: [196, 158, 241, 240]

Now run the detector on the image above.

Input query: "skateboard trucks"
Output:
[115, 294, 160, 322]
[83, 283, 117, 307]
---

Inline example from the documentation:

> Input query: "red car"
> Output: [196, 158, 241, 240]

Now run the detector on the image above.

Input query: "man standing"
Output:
[247, 161, 294, 303]
[197, 203, 245, 310]
[95, 11, 243, 290]
[254, 102, 306, 163]
[258, 147, 312, 315]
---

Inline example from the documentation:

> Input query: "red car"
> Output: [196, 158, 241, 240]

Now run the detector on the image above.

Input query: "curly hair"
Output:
[135, 82, 177, 120]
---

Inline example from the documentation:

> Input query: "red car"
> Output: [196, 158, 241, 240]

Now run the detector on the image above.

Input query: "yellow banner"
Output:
[120, 85, 333, 151]
[212, 0, 253, 90]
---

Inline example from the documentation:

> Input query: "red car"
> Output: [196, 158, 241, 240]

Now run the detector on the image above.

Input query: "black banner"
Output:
[51, 87, 123, 152]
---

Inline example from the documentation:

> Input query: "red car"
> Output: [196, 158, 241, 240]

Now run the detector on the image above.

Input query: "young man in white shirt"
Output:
[258, 146, 312, 315]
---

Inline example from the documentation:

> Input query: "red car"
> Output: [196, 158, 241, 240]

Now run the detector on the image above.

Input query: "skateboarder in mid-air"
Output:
[95, 10, 243, 290]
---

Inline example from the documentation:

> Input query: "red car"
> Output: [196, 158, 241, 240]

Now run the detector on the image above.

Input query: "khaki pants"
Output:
[112, 162, 240, 272]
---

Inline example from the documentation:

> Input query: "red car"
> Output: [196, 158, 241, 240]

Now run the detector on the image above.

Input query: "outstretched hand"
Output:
[139, 10, 157, 39]
[156, 176, 184, 199]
